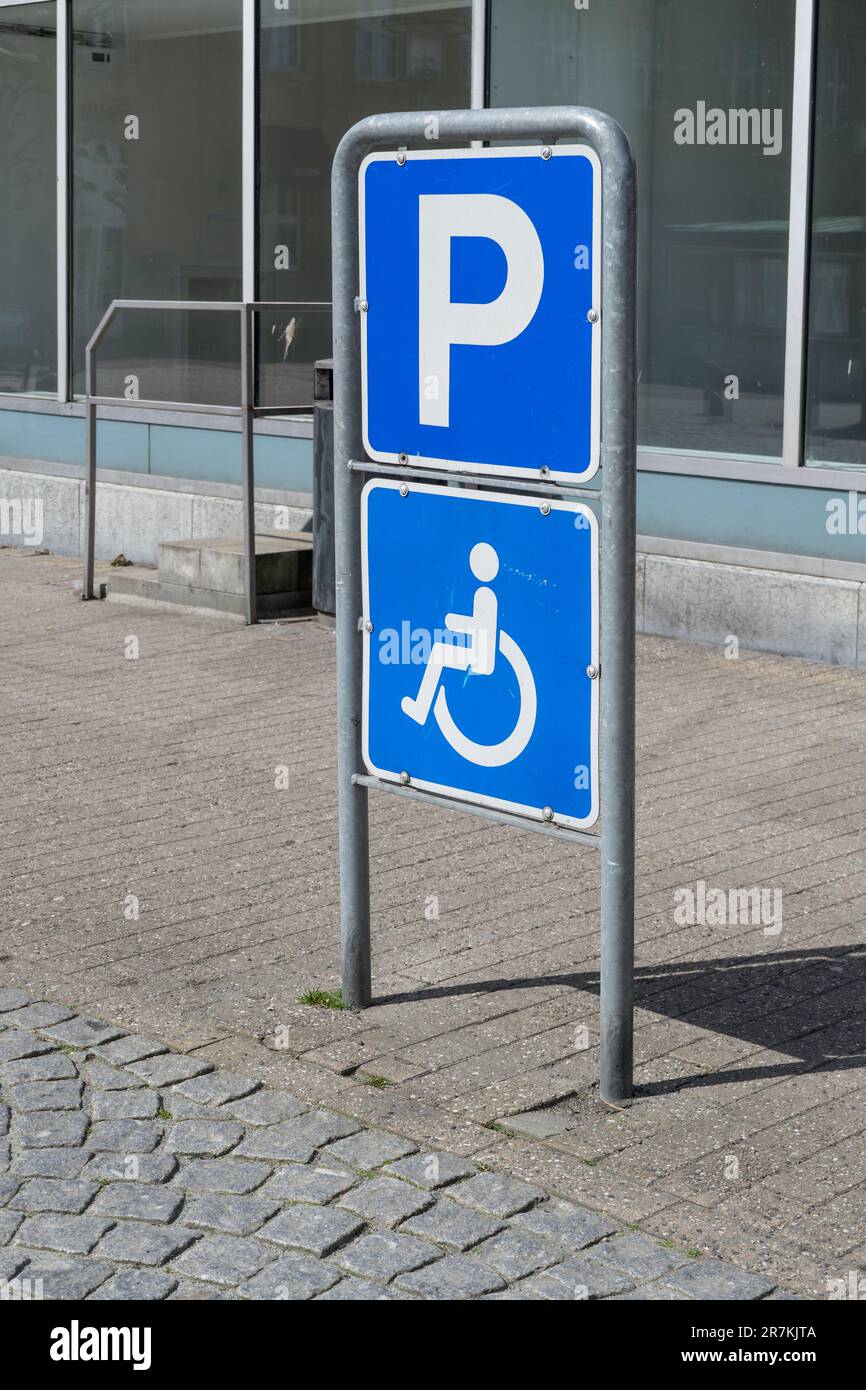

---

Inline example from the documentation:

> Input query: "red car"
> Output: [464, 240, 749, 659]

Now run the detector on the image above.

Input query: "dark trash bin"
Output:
[313, 358, 335, 620]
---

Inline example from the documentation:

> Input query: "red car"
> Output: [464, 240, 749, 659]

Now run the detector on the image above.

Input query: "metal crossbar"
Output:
[81, 299, 329, 625]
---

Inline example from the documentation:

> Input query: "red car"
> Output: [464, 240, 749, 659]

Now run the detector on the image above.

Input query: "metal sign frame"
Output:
[358, 143, 603, 484]
[360, 478, 601, 831]
[332, 107, 637, 1105]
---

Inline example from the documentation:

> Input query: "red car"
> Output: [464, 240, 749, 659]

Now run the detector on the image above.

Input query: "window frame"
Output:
[0, 0, 61, 397]
[2, 0, 859, 490]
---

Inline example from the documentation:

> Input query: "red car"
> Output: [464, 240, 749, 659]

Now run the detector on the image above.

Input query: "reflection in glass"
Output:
[489, 0, 794, 461]
[0, 3, 57, 396]
[71, 0, 243, 404]
[805, 0, 866, 470]
[257, 0, 471, 408]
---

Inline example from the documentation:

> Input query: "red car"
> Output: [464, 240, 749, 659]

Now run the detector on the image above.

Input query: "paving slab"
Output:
[13, 1256, 115, 1300]
[511, 1198, 619, 1251]
[40, 1018, 125, 1049]
[89, 1089, 161, 1121]
[169, 1234, 274, 1285]
[85, 1153, 178, 1184]
[220, 1091, 307, 1126]
[315, 1276, 401, 1301]
[128, 1055, 214, 1087]
[184, 1193, 281, 1237]
[89, 1037, 168, 1066]
[394, 1254, 506, 1299]
[86, 1120, 162, 1154]
[472, 1228, 562, 1281]
[517, 1256, 636, 1300]
[173, 1072, 261, 1107]
[242, 1255, 340, 1301]
[257, 1165, 358, 1205]
[88, 1269, 178, 1301]
[447, 1171, 547, 1218]
[321, 1130, 418, 1171]
[175, 1158, 274, 1195]
[258, 1205, 364, 1257]
[8, 1179, 99, 1215]
[338, 1176, 434, 1228]
[234, 1112, 361, 1163]
[14, 1213, 114, 1256]
[0, 1211, 24, 1243]
[400, 1197, 504, 1252]
[95, 1222, 198, 1267]
[0, 989, 33, 1013]
[663, 1257, 777, 1301]
[18, 1113, 89, 1150]
[384, 1151, 476, 1190]
[89, 1183, 185, 1224]
[165, 1120, 245, 1157]
[331, 1232, 440, 1283]
[7, 1080, 83, 1113]
[2, 1054, 78, 1084]
[11, 1150, 90, 1180]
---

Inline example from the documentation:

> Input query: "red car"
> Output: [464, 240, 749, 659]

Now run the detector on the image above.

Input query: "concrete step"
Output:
[158, 532, 311, 596]
[104, 532, 313, 619]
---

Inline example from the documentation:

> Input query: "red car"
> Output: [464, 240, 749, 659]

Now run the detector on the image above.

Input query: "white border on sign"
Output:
[360, 478, 600, 831]
[359, 144, 602, 486]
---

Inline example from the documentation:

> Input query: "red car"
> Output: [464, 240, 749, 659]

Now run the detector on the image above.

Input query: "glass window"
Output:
[257, 0, 472, 409]
[805, 0, 866, 470]
[489, 0, 795, 462]
[0, 2, 57, 396]
[71, 0, 243, 404]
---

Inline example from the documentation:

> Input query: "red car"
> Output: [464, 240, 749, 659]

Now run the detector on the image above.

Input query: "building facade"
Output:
[1, 0, 865, 662]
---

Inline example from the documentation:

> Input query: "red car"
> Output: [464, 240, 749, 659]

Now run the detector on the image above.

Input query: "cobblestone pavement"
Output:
[0, 989, 796, 1301]
[2, 551, 865, 1298]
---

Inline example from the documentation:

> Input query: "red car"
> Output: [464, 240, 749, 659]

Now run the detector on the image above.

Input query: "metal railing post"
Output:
[240, 303, 257, 626]
[83, 344, 97, 600]
[82, 300, 119, 601]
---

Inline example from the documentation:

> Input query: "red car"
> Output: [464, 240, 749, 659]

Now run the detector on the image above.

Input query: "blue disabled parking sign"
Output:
[362, 481, 599, 830]
[360, 146, 601, 483]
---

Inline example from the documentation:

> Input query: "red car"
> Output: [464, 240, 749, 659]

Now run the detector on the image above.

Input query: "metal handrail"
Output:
[82, 298, 330, 625]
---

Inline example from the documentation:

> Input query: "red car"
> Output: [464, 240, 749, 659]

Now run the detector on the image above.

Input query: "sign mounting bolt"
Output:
[399, 483, 409, 497]
[398, 453, 409, 465]
[587, 664, 599, 679]
[396, 150, 407, 165]
[358, 298, 369, 313]
[540, 502, 551, 516]
[542, 806, 554, 821]
[400, 771, 410, 785]
[587, 308, 599, 323]
[364, 620, 374, 634]
[541, 146, 552, 160]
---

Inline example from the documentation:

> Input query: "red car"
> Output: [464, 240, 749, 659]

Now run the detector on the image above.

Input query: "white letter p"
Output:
[418, 193, 544, 428]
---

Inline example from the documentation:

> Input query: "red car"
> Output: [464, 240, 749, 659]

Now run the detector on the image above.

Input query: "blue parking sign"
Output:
[362, 481, 599, 830]
[360, 146, 601, 483]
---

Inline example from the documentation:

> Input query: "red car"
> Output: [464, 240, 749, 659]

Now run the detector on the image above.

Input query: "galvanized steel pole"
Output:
[82, 300, 118, 602]
[332, 131, 372, 1008]
[597, 125, 638, 1106]
[83, 346, 97, 602]
[240, 303, 258, 627]
[332, 108, 636, 1098]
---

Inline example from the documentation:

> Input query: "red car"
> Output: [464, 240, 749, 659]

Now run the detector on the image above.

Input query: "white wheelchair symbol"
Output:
[400, 542, 537, 768]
